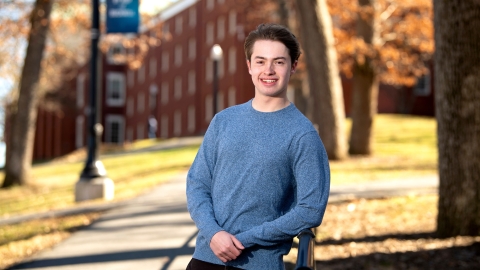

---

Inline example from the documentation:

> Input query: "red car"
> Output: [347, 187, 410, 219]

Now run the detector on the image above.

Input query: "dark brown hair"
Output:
[244, 23, 301, 65]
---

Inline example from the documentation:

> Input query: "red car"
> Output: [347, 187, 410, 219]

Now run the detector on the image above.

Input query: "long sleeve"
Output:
[186, 118, 224, 243]
[235, 131, 330, 248]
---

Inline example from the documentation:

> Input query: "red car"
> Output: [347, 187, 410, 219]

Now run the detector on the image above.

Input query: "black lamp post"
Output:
[210, 44, 223, 116]
[80, 0, 107, 180]
[75, 0, 113, 202]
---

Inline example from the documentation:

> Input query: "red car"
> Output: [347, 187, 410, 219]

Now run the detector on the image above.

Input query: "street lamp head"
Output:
[210, 44, 223, 61]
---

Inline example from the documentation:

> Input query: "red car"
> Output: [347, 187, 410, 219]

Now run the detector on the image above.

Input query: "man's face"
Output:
[247, 40, 297, 99]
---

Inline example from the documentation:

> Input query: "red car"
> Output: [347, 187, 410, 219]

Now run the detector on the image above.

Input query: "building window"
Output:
[188, 106, 195, 133]
[137, 92, 145, 113]
[189, 7, 196, 27]
[106, 72, 126, 107]
[205, 94, 213, 122]
[188, 70, 196, 94]
[229, 47, 236, 74]
[206, 0, 214, 10]
[161, 81, 169, 104]
[189, 38, 196, 60]
[75, 115, 84, 149]
[174, 110, 182, 136]
[149, 57, 157, 78]
[175, 45, 182, 67]
[228, 86, 236, 107]
[107, 43, 125, 64]
[162, 22, 170, 38]
[174, 76, 182, 100]
[162, 51, 169, 72]
[137, 123, 144, 140]
[229, 10, 237, 35]
[414, 74, 431, 96]
[218, 0, 225, 4]
[175, 16, 183, 35]
[206, 21, 214, 45]
[149, 84, 158, 111]
[76, 73, 85, 108]
[128, 69, 134, 88]
[105, 115, 124, 144]
[217, 16, 225, 41]
[138, 64, 145, 84]
[161, 115, 168, 138]
[127, 97, 134, 117]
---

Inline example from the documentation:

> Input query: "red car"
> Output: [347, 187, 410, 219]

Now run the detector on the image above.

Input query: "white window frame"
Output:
[189, 38, 196, 60]
[161, 81, 169, 105]
[229, 10, 237, 35]
[149, 57, 157, 78]
[175, 45, 183, 67]
[137, 122, 145, 140]
[188, 105, 195, 133]
[105, 115, 125, 144]
[161, 115, 169, 138]
[138, 64, 145, 84]
[228, 47, 236, 74]
[174, 110, 182, 136]
[149, 84, 158, 110]
[162, 51, 169, 72]
[174, 76, 182, 100]
[106, 72, 126, 107]
[414, 74, 431, 96]
[206, 21, 214, 45]
[189, 7, 196, 27]
[228, 86, 236, 107]
[137, 92, 145, 113]
[188, 70, 196, 94]
[206, 0, 214, 10]
[175, 16, 183, 35]
[217, 16, 225, 41]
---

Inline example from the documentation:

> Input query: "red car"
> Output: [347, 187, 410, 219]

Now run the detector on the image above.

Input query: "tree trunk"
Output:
[2, 0, 53, 188]
[295, 0, 347, 160]
[434, 0, 480, 237]
[348, 0, 380, 155]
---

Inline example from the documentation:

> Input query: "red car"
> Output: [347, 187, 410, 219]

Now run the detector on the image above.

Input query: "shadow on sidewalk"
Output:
[9, 230, 198, 270]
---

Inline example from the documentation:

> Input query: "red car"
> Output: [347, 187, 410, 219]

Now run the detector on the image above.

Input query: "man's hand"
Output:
[210, 231, 245, 263]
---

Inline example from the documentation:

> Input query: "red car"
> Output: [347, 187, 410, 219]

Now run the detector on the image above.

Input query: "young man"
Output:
[186, 23, 330, 269]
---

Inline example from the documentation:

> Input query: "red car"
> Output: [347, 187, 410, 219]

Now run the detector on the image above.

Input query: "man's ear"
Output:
[291, 60, 298, 74]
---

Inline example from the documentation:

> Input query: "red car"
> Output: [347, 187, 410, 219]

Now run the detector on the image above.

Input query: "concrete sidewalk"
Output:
[8, 173, 438, 270]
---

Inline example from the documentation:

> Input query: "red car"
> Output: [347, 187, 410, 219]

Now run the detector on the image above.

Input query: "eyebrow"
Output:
[253, 56, 287, 61]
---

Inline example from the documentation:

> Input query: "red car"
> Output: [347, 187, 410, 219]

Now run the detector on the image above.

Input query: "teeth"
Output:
[263, 80, 276, 83]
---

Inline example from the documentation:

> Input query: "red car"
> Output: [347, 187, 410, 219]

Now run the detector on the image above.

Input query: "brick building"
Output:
[32, 0, 434, 161]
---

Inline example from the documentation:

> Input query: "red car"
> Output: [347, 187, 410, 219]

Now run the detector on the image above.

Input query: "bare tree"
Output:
[295, 0, 347, 160]
[435, 0, 480, 237]
[2, 0, 53, 188]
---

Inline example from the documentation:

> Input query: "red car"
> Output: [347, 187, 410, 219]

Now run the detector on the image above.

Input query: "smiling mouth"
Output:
[261, 79, 277, 83]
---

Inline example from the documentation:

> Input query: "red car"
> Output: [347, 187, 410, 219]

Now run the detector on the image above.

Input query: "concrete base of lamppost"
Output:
[75, 176, 114, 202]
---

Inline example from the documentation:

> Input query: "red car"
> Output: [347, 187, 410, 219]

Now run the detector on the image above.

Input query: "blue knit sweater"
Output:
[186, 100, 330, 269]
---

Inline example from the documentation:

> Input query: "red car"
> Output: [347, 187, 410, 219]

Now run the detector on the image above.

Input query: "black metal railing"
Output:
[295, 228, 316, 270]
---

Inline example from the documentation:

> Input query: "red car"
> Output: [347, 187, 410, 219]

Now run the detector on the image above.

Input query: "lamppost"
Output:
[75, 0, 113, 202]
[210, 44, 223, 116]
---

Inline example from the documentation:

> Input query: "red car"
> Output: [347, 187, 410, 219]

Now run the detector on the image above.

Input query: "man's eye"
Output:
[276, 61, 284, 65]
[256, 61, 264, 64]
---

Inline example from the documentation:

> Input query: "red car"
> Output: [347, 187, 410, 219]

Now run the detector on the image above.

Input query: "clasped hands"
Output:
[210, 231, 245, 263]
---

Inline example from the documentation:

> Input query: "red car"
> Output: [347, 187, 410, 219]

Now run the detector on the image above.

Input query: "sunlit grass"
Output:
[0, 144, 200, 217]
[330, 114, 437, 184]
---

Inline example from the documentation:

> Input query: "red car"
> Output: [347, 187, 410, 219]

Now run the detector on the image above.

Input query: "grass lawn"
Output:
[0, 114, 438, 269]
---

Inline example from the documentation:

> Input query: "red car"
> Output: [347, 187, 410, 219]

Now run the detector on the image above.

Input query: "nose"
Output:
[263, 63, 275, 75]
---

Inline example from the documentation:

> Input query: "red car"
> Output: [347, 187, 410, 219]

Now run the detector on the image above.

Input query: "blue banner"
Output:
[106, 0, 140, 34]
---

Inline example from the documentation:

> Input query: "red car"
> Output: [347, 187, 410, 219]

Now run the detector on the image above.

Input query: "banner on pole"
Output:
[106, 0, 140, 34]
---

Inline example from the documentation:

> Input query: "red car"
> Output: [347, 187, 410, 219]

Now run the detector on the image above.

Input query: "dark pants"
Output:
[186, 258, 243, 270]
